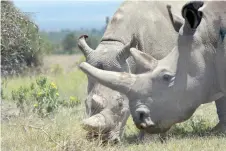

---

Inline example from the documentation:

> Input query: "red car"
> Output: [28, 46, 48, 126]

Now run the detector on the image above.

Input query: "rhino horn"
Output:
[78, 35, 94, 57]
[82, 113, 108, 131]
[79, 62, 137, 94]
[130, 48, 158, 73]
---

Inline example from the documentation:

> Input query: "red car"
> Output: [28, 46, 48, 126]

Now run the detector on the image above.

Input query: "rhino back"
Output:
[102, 0, 188, 60]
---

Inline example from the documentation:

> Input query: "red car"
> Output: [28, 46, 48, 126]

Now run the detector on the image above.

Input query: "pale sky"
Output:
[13, 0, 123, 31]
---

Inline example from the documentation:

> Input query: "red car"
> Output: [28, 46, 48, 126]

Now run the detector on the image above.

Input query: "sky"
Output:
[13, 0, 123, 31]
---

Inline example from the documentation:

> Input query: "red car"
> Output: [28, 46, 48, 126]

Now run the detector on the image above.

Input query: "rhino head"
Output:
[79, 1, 226, 134]
[78, 35, 137, 141]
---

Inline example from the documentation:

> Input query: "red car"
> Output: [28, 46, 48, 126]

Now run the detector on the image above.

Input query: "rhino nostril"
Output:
[136, 109, 148, 122]
[139, 112, 144, 121]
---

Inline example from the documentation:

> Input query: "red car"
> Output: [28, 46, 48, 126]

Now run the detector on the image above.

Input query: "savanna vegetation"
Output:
[1, 1, 225, 151]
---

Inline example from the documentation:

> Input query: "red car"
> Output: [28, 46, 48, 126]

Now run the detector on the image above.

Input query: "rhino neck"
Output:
[96, 40, 124, 53]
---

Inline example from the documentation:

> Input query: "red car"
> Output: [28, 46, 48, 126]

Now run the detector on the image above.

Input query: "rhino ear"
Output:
[130, 48, 158, 73]
[181, 1, 204, 29]
[167, 4, 184, 33]
[117, 34, 137, 61]
[78, 35, 94, 57]
[92, 94, 105, 109]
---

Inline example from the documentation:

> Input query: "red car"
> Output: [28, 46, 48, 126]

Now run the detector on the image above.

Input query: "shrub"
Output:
[12, 86, 30, 112]
[62, 33, 77, 54]
[32, 76, 61, 117]
[10, 76, 81, 117]
[1, 1, 53, 76]
[61, 96, 81, 108]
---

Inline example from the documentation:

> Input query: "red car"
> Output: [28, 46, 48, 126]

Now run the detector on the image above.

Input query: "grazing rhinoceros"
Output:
[78, 0, 189, 141]
[79, 1, 226, 134]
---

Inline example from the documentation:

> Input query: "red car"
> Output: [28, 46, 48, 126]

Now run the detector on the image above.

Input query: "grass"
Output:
[2, 103, 226, 151]
[1, 55, 226, 151]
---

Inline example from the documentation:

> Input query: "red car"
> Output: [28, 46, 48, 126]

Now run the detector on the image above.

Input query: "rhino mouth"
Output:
[138, 123, 170, 134]
[135, 118, 170, 134]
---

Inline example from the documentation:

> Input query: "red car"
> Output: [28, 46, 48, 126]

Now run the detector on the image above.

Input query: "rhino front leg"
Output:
[108, 107, 130, 143]
[213, 96, 226, 133]
[137, 130, 145, 142]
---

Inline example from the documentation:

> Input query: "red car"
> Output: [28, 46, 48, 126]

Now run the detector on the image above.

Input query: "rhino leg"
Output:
[104, 107, 130, 143]
[213, 96, 226, 133]
[137, 130, 145, 142]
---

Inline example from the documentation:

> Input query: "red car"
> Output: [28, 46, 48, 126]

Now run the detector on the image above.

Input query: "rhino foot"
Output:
[85, 131, 121, 144]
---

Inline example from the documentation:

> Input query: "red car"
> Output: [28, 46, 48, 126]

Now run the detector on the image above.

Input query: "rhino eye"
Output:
[162, 74, 174, 82]
[96, 63, 103, 70]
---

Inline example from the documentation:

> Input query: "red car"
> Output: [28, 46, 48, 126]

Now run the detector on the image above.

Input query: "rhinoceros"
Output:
[79, 1, 226, 134]
[78, 0, 189, 141]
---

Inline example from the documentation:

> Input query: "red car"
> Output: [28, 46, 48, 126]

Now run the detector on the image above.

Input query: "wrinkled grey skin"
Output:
[78, 0, 188, 141]
[79, 1, 226, 134]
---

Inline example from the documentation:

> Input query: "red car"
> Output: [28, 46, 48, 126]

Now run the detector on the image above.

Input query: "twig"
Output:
[26, 125, 64, 148]
[8, 124, 63, 149]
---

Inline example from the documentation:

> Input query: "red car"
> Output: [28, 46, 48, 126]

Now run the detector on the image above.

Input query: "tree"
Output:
[105, 16, 110, 26]
[101, 16, 110, 34]
[1, 1, 45, 76]
[62, 33, 77, 54]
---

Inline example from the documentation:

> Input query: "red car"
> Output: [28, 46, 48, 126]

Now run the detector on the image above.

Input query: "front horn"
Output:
[79, 62, 137, 95]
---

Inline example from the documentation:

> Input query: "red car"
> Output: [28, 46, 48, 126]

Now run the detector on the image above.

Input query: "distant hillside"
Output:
[40, 28, 104, 45]
[40, 28, 105, 54]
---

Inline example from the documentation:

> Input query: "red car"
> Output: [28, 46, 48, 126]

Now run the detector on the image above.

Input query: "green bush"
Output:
[61, 96, 81, 108]
[12, 86, 30, 112]
[1, 1, 53, 76]
[10, 76, 81, 117]
[62, 33, 77, 54]
[32, 76, 61, 117]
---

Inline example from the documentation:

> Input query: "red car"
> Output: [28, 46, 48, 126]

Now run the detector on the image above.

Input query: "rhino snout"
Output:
[134, 108, 155, 129]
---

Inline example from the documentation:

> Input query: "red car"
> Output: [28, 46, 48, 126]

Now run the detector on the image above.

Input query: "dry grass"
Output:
[43, 54, 83, 73]
[1, 55, 226, 151]
[2, 102, 226, 151]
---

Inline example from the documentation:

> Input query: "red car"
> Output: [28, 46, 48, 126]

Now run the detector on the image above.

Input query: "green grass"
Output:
[1, 55, 226, 151]
[2, 68, 87, 102]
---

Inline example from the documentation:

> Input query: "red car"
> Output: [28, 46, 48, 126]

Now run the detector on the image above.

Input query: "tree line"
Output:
[41, 29, 104, 55]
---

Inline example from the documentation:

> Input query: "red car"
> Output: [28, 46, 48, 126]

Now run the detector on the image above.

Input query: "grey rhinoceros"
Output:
[79, 1, 226, 134]
[78, 0, 188, 141]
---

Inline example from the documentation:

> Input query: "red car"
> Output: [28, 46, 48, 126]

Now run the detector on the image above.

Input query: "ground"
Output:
[1, 55, 226, 151]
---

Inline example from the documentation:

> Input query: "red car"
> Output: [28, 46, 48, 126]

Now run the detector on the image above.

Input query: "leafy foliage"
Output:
[1, 1, 54, 76]
[62, 33, 77, 54]
[11, 76, 81, 117]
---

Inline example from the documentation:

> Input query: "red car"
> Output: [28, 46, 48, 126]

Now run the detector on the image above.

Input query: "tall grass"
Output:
[2, 102, 226, 151]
